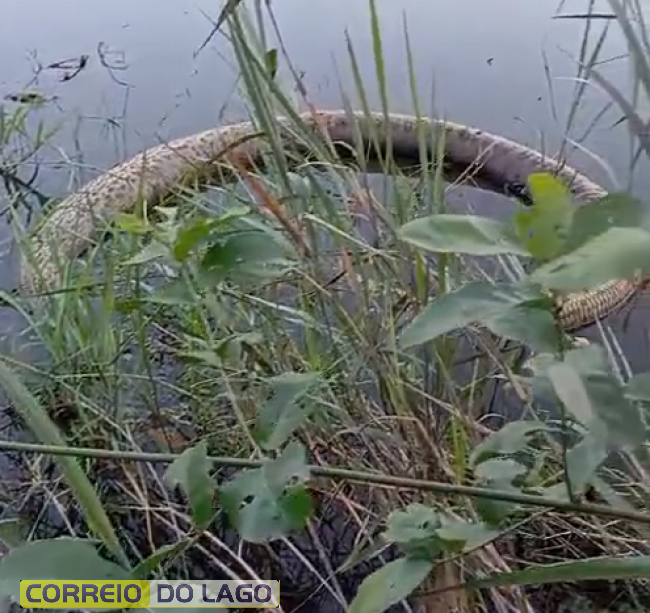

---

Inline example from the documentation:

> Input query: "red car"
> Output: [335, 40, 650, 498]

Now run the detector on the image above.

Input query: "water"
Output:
[1, 0, 650, 609]
[2, 0, 649, 359]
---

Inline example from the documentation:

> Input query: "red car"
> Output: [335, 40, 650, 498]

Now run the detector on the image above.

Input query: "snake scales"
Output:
[19, 110, 640, 331]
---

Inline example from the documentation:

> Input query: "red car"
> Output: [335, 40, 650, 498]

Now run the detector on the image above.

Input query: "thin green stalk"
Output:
[2, 438, 650, 526]
[0, 361, 128, 566]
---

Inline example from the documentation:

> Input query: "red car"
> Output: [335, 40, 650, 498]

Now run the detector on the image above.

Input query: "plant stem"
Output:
[2, 439, 649, 526]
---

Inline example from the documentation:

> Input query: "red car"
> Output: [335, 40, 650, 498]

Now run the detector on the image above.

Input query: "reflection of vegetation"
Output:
[0, 102, 55, 212]
[1, 1, 650, 612]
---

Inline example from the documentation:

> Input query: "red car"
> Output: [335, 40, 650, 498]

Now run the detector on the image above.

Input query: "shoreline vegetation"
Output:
[2, 1, 650, 612]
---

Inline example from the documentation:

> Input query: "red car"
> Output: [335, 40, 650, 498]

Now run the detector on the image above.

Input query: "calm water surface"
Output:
[0, 0, 649, 358]
[1, 2, 650, 609]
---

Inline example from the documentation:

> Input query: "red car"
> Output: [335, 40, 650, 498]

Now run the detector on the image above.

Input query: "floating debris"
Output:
[45, 54, 90, 82]
[2, 91, 54, 106]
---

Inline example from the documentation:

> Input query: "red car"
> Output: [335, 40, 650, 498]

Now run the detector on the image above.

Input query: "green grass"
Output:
[1, 1, 650, 612]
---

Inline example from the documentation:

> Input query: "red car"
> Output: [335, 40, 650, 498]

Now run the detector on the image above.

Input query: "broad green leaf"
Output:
[164, 441, 215, 530]
[385, 504, 440, 543]
[546, 345, 646, 449]
[199, 231, 295, 281]
[514, 172, 574, 261]
[400, 282, 550, 349]
[472, 458, 528, 526]
[470, 421, 548, 466]
[562, 192, 650, 254]
[466, 555, 650, 591]
[255, 372, 321, 451]
[546, 358, 596, 426]
[399, 214, 528, 256]
[146, 279, 196, 306]
[486, 303, 562, 353]
[524, 352, 565, 404]
[473, 486, 518, 528]
[348, 557, 434, 613]
[172, 205, 251, 261]
[384, 505, 444, 559]
[220, 441, 312, 543]
[0, 538, 129, 602]
[474, 458, 527, 483]
[530, 226, 650, 291]
[625, 371, 650, 403]
[435, 518, 501, 553]
[124, 241, 170, 266]
[172, 219, 220, 262]
[543, 434, 609, 501]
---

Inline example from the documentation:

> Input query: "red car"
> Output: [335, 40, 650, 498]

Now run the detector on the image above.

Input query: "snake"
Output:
[18, 109, 641, 331]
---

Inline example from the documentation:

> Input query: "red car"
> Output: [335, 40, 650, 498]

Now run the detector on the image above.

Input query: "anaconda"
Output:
[18, 110, 641, 331]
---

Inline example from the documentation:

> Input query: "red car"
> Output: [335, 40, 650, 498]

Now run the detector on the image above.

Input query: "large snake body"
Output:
[19, 110, 640, 330]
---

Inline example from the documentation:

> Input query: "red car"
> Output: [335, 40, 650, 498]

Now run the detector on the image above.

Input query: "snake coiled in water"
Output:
[19, 110, 640, 331]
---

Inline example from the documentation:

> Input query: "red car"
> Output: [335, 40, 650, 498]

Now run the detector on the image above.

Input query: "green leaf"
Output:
[466, 555, 650, 591]
[469, 422, 545, 527]
[399, 214, 528, 256]
[514, 172, 574, 261]
[114, 212, 152, 235]
[384, 505, 444, 559]
[264, 49, 278, 78]
[474, 458, 527, 483]
[164, 441, 215, 530]
[473, 489, 517, 527]
[385, 504, 440, 543]
[472, 458, 528, 526]
[146, 279, 196, 306]
[400, 282, 551, 349]
[255, 372, 321, 451]
[562, 192, 650, 254]
[470, 421, 549, 466]
[546, 345, 646, 449]
[130, 541, 191, 579]
[384, 505, 500, 558]
[530, 226, 650, 291]
[220, 441, 312, 543]
[172, 206, 251, 262]
[124, 241, 170, 266]
[543, 434, 609, 501]
[486, 303, 562, 353]
[199, 231, 295, 281]
[172, 219, 219, 262]
[435, 517, 501, 553]
[625, 371, 650, 403]
[0, 538, 129, 603]
[348, 557, 434, 613]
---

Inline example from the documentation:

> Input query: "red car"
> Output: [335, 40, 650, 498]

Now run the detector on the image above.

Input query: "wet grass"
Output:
[1, 1, 650, 613]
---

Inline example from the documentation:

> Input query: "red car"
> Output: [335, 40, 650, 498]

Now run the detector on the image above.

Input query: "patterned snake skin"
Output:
[19, 110, 641, 331]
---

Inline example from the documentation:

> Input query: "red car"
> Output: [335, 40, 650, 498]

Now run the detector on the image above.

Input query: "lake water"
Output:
[1, 1, 649, 609]
[2, 0, 649, 365]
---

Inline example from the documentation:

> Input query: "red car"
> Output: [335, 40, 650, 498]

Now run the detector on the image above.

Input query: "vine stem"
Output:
[1, 439, 649, 525]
